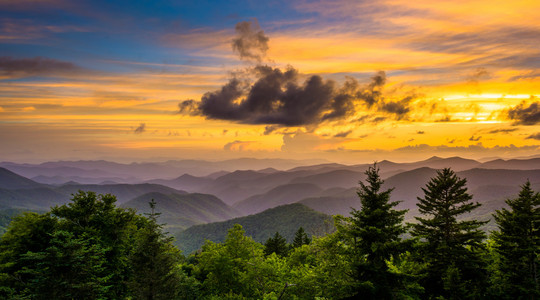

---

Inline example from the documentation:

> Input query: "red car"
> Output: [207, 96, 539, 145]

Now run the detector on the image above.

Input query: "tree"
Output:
[18, 230, 109, 300]
[264, 231, 289, 257]
[411, 168, 487, 298]
[491, 180, 540, 298]
[128, 199, 183, 300]
[196, 224, 265, 297]
[292, 227, 311, 248]
[0, 191, 184, 299]
[337, 164, 408, 299]
[0, 212, 58, 298]
[51, 191, 141, 298]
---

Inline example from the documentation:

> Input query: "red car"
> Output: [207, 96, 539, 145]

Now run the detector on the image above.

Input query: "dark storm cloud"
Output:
[179, 66, 405, 126]
[232, 19, 269, 63]
[507, 101, 540, 125]
[0, 56, 83, 78]
[179, 22, 414, 127]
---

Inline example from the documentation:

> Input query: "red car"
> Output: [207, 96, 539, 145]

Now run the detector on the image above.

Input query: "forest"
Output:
[0, 166, 538, 300]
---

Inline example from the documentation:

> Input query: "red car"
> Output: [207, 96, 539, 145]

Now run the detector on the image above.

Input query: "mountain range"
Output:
[1, 156, 539, 252]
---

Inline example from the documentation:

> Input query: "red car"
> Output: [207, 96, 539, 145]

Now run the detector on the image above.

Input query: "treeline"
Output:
[0, 166, 538, 299]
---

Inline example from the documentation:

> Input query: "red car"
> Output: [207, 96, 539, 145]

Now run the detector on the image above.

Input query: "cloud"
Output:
[232, 19, 269, 63]
[281, 131, 329, 152]
[334, 130, 352, 138]
[178, 22, 416, 128]
[134, 123, 146, 134]
[469, 135, 481, 141]
[263, 125, 279, 135]
[526, 133, 540, 140]
[487, 128, 517, 134]
[179, 66, 409, 126]
[416, 131, 425, 134]
[357, 71, 385, 108]
[380, 98, 410, 119]
[394, 143, 540, 156]
[506, 100, 540, 125]
[223, 140, 255, 151]
[180, 65, 353, 126]
[0, 56, 84, 78]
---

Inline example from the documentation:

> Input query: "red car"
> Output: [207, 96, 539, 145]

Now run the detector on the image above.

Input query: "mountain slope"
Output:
[0, 167, 43, 190]
[289, 169, 364, 189]
[122, 192, 239, 232]
[175, 203, 334, 254]
[0, 187, 67, 210]
[56, 183, 186, 204]
[480, 158, 540, 170]
[233, 183, 324, 214]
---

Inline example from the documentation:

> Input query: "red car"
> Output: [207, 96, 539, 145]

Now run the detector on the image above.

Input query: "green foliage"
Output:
[19, 230, 110, 299]
[196, 224, 265, 297]
[490, 180, 540, 298]
[0, 190, 183, 299]
[411, 168, 488, 299]
[335, 164, 409, 299]
[176, 203, 334, 254]
[127, 199, 183, 300]
[1, 173, 538, 299]
[0, 212, 59, 298]
[264, 231, 289, 257]
[292, 227, 311, 248]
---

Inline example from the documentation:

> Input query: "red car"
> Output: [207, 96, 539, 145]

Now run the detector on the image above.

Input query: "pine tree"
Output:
[491, 180, 540, 298]
[292, 227, 311, 248]
[411, 168, 487, 298]
[340, 164, 408, 299]
[264, 231, 289, 257]
[128, 199, 182, 300]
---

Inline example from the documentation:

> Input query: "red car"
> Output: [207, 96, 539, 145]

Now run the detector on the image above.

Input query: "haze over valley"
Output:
[2, 155, 539, 250]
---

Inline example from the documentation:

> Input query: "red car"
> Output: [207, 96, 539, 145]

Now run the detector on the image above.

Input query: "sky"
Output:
[1, 0, 539, 164]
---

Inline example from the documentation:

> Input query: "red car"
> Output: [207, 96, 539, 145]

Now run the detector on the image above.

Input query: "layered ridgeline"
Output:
[0, 167, 238, 232]
[2, 157, 540, 237]
[175, 203, 334, 254]
[121, 192, 239, 232]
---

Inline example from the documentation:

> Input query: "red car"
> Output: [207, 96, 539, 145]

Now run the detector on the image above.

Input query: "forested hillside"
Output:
[1, 158, 540, 299]
[175, 203, 333, 254]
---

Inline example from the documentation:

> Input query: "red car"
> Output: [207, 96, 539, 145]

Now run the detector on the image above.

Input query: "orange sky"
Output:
[0, 0, 539, 163]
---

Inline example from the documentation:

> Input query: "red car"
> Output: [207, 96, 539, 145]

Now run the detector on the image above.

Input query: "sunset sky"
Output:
[1, 0, 539, 163]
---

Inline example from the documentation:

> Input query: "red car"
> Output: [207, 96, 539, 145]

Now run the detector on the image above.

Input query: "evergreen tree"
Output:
[128, 199, 182, 300]
[264, 231, 289, 257]
[51, 191, 140, 298]
[491, 180, 540, 298]
[411, 168, 487, 299]
[292, 227, 311, 248]
[0, 191, 143, 299]
[339, 164, 408, 299]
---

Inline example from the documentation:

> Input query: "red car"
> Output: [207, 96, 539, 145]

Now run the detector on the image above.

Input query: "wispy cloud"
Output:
[0, 56, 87, 79]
